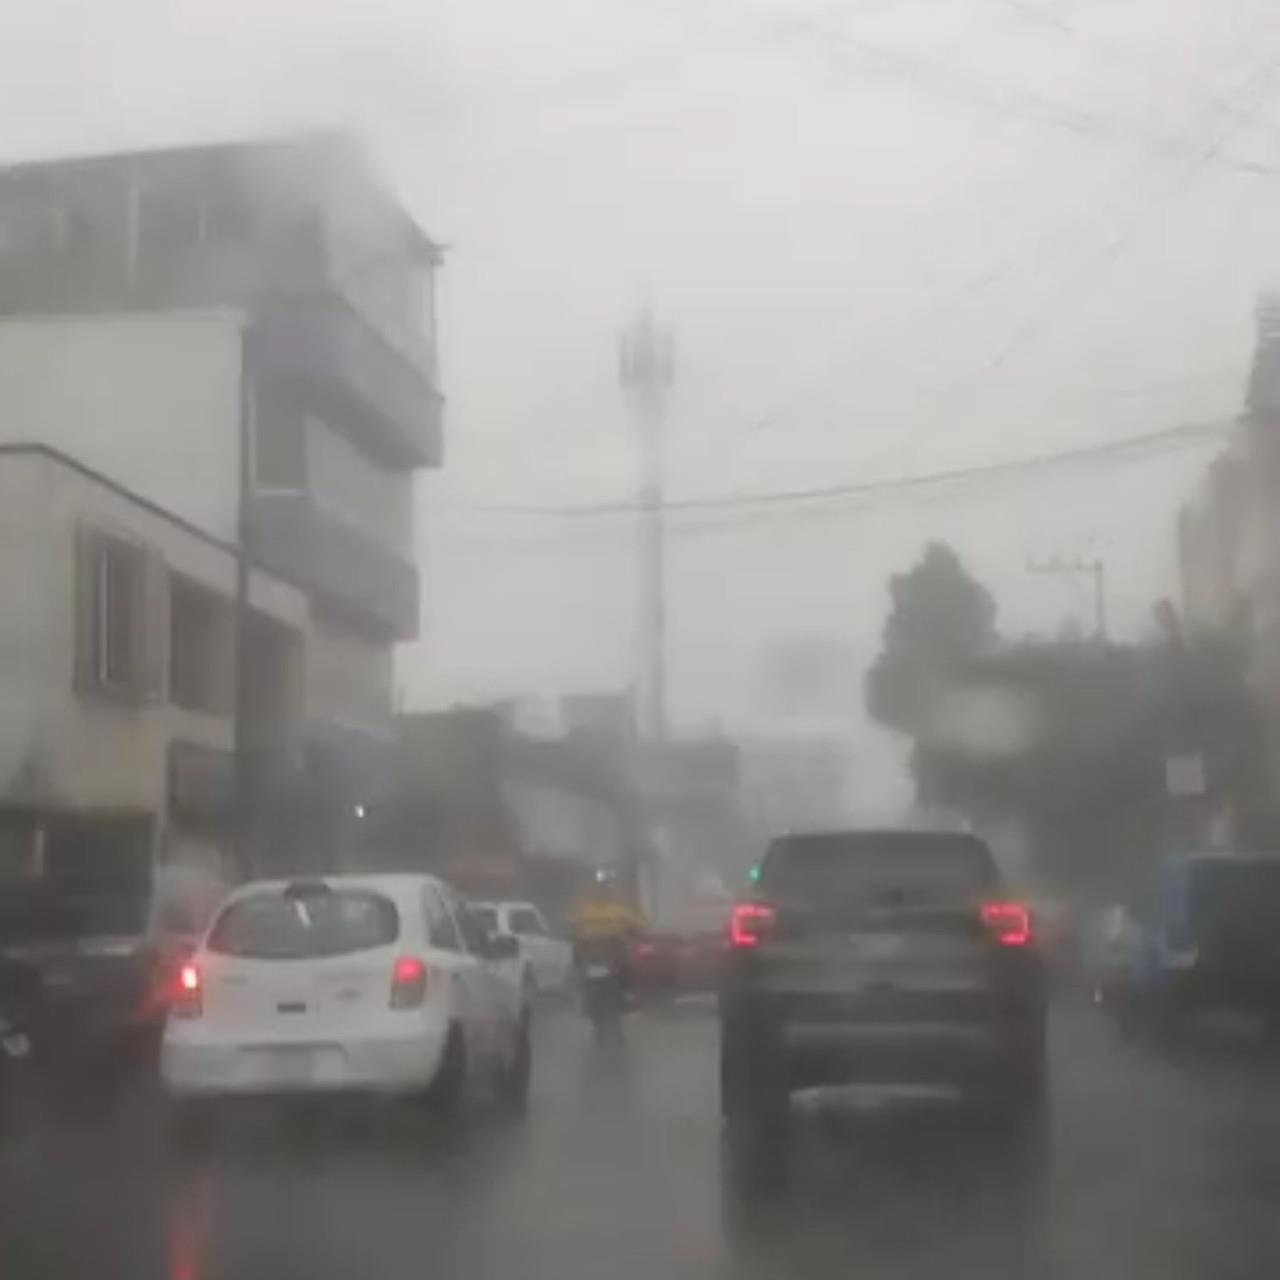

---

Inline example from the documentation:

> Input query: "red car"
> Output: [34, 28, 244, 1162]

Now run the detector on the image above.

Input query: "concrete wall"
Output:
[0, 313, 242, 542]
[305, 610, 394, 736]
[501, 777, 624, 868]
[305, 413, 413, 554]
[0, 450, 306, 812]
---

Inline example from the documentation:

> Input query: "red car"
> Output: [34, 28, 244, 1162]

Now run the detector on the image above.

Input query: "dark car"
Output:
[0, 864, 223, 1110]
[719, 829, 1046, 1165]
[1121, 850, 1280, 1036]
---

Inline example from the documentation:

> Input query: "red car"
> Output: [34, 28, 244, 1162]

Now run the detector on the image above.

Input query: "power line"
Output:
[446, 419, 1229, 520]
[784, 12, 1280, 179]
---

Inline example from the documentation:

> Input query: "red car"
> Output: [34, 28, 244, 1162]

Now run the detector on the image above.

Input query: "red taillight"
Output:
[729, 902, 776, 949]
[390, 955, 428, 1010]
[981, 901, 1032, 947]
[173, 963, 203, 1018]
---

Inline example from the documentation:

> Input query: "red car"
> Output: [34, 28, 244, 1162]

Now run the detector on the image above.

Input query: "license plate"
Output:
[585, 964, 612, 979]
[857, 934, 906, 961]
[253, 1047, 314, 1085]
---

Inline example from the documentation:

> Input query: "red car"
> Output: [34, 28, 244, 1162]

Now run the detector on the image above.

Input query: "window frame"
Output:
[90, 532, 145, 696]
[423, 885, 463, 953]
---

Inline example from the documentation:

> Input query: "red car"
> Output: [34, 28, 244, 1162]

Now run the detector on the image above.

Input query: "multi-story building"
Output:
[0, 135, 442, 882]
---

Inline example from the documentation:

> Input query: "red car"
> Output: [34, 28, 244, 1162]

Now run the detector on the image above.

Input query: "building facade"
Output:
[0, 135, 442, 881]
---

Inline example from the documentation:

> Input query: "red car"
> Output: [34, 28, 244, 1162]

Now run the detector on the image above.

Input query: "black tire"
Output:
[500, 1010, 532, 1112]
[984, 1032, 1048, 1137]
[720, 1022, 789, 1189]
[426, 1025, 467, 1118]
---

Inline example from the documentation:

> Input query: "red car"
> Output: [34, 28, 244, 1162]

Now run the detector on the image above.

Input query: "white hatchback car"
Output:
[161, 874, 531, 1118]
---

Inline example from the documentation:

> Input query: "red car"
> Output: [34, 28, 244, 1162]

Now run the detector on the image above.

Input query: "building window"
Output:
[75, 527, 165, 703]
[138, 186, 202, 259]
[170, 576, 230, 715]
[94, 537, 142, 691]
[202, 196, 255, 248]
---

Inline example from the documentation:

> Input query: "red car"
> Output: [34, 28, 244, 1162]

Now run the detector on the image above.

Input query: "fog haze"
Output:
[0, 0, 1270, 789]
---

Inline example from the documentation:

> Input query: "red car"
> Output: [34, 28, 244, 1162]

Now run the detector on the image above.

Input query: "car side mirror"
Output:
[485, 933, 520, 961]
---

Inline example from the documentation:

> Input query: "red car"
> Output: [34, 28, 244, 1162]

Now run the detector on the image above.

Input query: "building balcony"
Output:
[248, 299, 443, 470]
[248, 489, 420, 640]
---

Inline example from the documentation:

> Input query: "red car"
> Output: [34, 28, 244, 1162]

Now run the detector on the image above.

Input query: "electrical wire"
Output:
[444, 418, 1228, 521]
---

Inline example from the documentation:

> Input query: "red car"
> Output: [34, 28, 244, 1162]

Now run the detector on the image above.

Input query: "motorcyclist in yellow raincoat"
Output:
[568, 870, 648, 1007]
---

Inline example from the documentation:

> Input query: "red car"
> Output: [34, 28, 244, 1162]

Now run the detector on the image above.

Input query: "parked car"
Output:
[471, 900, 573, 995]
[162, 874, 531, 1127]
[1109, 850, 1280, 1038]
[0, 862, 225, 1109]
[720, 829, 1046, 1177]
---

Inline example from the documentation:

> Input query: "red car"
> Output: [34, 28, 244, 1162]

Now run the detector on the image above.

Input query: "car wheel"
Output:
[500, 1009, 532, 1112]
[983, 1035, 1048, 1138]
[426, 1024, 467, 1119]
[720, 1027, 789, 1188]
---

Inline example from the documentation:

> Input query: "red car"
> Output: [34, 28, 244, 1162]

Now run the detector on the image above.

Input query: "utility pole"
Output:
[619, 309, 675, 743]
[1027, 555, 1108, 641]
[233, 322, 257, 880]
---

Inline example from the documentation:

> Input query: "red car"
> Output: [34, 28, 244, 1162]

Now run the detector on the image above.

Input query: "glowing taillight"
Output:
[729, 902, 776, 949]
[390, 955, 428, 1010]
[173, 963, 203, 1018]
[981, 901, 1032, 947]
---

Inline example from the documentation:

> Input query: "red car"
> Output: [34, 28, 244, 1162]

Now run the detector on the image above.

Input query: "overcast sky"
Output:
[2, 0, 1276, 797]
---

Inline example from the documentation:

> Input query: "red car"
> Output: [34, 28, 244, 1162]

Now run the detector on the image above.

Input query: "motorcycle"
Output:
[576, 938, 629, 1031]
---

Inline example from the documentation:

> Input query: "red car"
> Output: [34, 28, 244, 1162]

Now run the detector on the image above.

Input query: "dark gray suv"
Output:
[719, 829, 1046, 1163]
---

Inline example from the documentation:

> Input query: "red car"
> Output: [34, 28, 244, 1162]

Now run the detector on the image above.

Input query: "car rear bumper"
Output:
[780, 1019, 1011, 1089]
[161, 1025, 449, 1099]
[722, 986, 1043, 1093]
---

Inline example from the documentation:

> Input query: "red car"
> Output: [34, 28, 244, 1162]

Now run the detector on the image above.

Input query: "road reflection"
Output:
[719, 1094, 1050, 1280]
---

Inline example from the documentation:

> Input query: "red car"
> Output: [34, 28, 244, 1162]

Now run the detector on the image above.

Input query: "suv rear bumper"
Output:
[722, 994, 1043, 1094]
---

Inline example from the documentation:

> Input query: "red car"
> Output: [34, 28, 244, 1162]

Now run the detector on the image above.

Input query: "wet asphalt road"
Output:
[6, 998, 1280, 1280]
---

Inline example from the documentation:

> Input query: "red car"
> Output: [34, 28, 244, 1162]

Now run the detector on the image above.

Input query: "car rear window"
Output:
[761, 832, 998, 909]
[508, 907, 543, 934]
[207, 887, 400, 960]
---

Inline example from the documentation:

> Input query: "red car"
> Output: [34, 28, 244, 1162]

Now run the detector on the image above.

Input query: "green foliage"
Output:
[866, 549, 1264, 888]
[866, 542, 997, 737]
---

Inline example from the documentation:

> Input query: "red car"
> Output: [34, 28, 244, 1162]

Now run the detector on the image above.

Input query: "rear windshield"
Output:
[761, 832, 998, 909]
[1188, 859, 1280, 933]
[508, 907, 543, 934]
[208, 888, 400, 960]
[470, 906, 499, 934]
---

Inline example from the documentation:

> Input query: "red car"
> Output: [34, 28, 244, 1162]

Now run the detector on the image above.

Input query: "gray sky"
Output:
[2, 0, 1275, 786]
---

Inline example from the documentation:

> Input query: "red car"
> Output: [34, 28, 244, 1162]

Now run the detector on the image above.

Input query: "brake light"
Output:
[173, 963, 203, 1018]
[730, 902, 776, 949]
[390, 955, 428, 1009]
[981, 901, 1032, 947]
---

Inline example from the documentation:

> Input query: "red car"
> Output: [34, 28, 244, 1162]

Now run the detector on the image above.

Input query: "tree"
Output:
[865, 542, 997, 738]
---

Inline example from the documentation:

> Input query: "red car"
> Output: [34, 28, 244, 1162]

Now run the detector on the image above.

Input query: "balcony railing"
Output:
[248, 299, 443, 470]
[248, 489, 420, 640]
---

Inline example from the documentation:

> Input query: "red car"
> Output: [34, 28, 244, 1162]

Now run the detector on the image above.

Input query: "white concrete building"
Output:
[0, 135, 443, 882]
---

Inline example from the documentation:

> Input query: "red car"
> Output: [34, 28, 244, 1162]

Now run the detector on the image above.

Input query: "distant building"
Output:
[0, 135, 443, 881]
[379, 706, 651, 921]
[1177, 296, 1280, 813]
